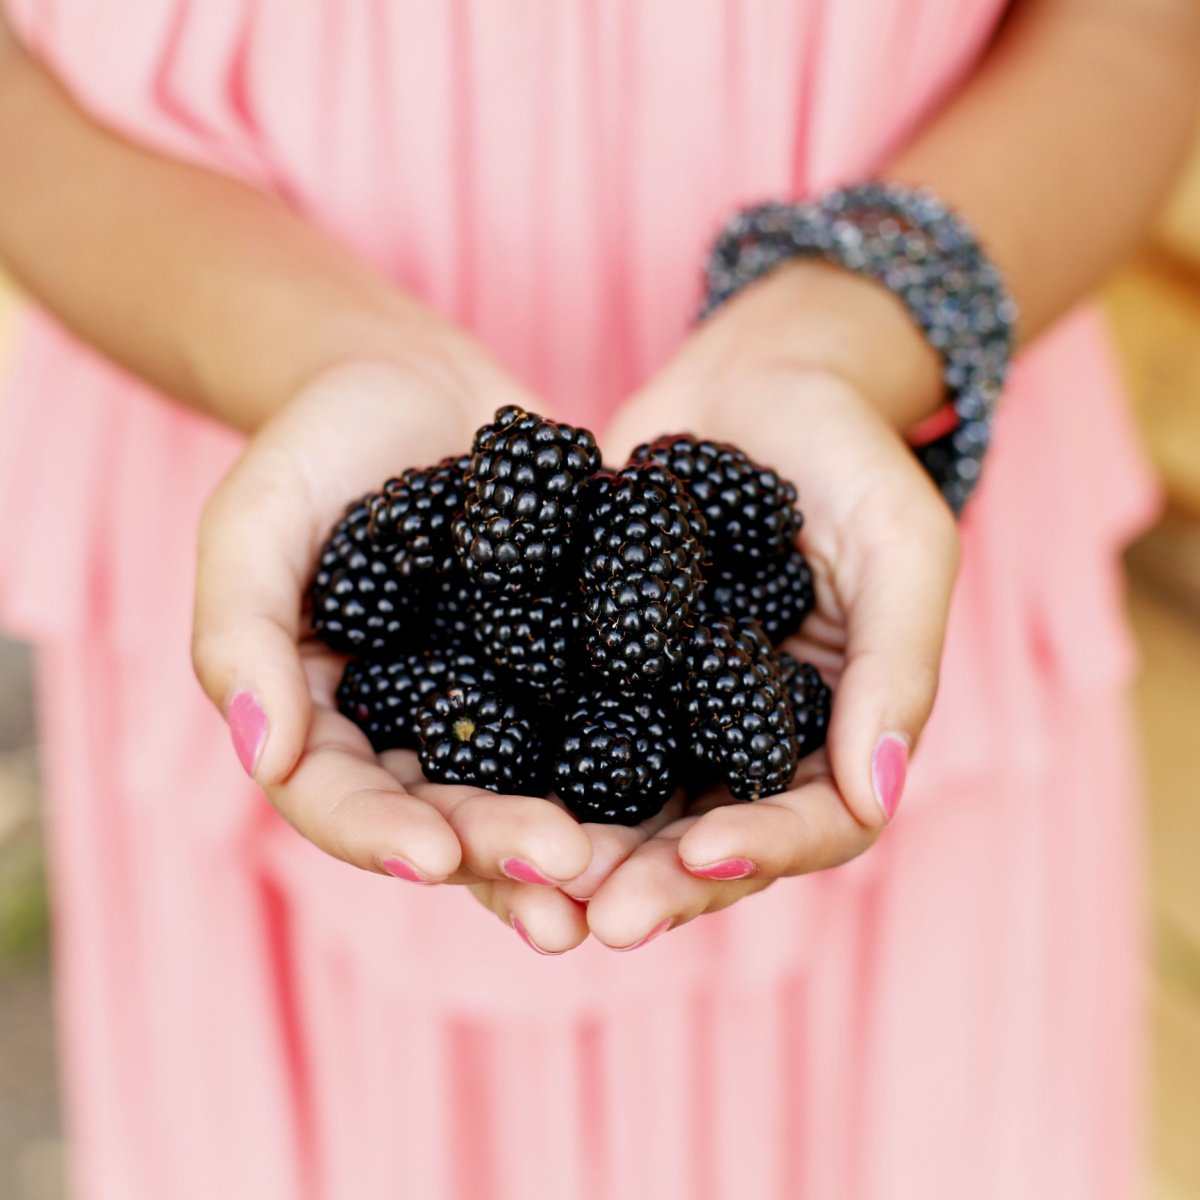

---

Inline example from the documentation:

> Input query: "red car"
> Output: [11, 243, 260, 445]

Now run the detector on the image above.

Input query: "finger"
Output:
[600, 387, 681, 467]
[407, 780, 593, 887]
[467, 880, 591, 955]
[676, 774, 881, 881]
[585, 822, 768, 950]
[377, 745, 431, 790]
[269, 700, 463, 881]
[193, 443, 317, 786]
[556, 790, 688, 901]
[827, 477, 959, 828]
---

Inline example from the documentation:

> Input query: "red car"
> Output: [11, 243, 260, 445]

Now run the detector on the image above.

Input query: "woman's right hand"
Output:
[191, 348, 596, 952]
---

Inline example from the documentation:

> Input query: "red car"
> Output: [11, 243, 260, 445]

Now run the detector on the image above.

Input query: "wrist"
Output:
[681, 259, 945, 433]
[192, 286, 515, 437]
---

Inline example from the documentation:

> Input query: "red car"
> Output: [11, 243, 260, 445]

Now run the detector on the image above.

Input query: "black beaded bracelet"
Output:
[699, 183, 1018, 516]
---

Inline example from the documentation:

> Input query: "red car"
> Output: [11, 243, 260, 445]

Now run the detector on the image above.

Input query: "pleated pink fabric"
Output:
[0, 2, 1161, 1197]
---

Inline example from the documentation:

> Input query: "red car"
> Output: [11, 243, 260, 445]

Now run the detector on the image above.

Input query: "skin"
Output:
[1, 1, 1198, 954]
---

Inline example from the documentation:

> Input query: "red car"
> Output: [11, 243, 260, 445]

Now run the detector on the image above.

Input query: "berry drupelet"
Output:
[367, 455, 471, 579]
[424, 566, 479, 644]
[472, 589, 581, 703]
[453, 406, 602, 592]
[697, 547, 816, 645]
[416, 683, 547, 795]
[309, 496, 411, 655]
[683, 616, 798, 801]
[579, 464, 707, 686]
[554, 694, 680, 825]
[336, 646, 499, 752]
[777, 653, 833, 761]
[629, 434, 800, 567]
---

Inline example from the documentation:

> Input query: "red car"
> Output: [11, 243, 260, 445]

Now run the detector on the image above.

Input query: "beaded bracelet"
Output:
[699, 183, 1018, 516]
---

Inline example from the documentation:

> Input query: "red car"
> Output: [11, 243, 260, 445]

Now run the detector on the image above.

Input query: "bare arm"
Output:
[894, 0, 1200, 342]
[3, 1, 1197, 434]
[677, 0, 1200, 431]
[0, 11, 471, 433]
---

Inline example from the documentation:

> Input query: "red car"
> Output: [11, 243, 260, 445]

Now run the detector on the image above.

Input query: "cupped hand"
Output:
[191, 345, 595, 952]
[574, 270, 960, 950]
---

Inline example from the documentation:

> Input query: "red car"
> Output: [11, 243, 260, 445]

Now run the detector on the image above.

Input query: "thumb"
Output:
[825, 486, 960, 828]
[192, 437, 322, 786]
[599, 381, 696, 468]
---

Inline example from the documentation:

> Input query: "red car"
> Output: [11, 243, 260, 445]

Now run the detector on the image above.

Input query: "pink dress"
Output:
[0, 2, 1161, 1197]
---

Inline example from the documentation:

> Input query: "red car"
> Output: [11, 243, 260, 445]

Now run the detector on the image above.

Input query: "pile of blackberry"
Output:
[309, 408, 832, 825]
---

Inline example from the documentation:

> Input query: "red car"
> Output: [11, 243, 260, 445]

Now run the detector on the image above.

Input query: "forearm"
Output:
[738, 0, 1200, 430]
[890, 0, 1200, 342]
[0, 16, 447, 434]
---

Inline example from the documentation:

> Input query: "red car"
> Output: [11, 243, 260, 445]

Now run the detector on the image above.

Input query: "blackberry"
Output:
[309, 496, 414, 655]
[453, 406, 601, 592]
[472, 590, 580, 703]
[367, 455, 471, 578]
[696, 548, 816, 645]
[554, 695, 680, 825]
[777, 654, 832, 761]
[336, 646, 499, 752]
[416, 683, 547, 795]
[426, 567, 480, 644]
[683, 617, 797, 801]
[579, 464, 707, 686]
[629, 434, 800, 565]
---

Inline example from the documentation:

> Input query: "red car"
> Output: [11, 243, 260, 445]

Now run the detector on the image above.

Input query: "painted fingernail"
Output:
[382, 857, 437, 885]
[228, 691, 266, 777]
[872, 734, 908, 822]
[511, 916, 565, 956]
[686, 857, 757, 881]
[611, 918, 673, 952]
[501, 858, 560, 887]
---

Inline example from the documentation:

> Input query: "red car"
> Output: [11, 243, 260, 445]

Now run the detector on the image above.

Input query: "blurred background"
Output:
[1, 164, 1200, 1199]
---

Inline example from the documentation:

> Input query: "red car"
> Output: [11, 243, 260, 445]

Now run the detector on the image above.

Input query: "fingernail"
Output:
[611, 917, 673, 952]
[511, 916, 565, 956]
[228, 691, 266, 777]
[382, 857, 437, 885]
[871, 734, 908, 821]
[501, 857, 561, 887]
[686, 857, 757, 881]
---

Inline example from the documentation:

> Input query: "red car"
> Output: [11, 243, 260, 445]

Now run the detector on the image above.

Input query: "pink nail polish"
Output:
[501, 857, 559, 887]
[611, 917, 673, 952]
[872, 734, 908, 821]
[687, 857, 757, 881]
[228, 691, 266, 777]
[511, 917, 564, 956]
[382, 857, 436, 885]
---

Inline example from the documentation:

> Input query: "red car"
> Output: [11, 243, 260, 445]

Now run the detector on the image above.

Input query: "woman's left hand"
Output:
[559, 264, 961, 950]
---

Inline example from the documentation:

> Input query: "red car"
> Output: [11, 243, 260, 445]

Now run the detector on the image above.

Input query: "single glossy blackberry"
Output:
[777, 654, 833, 761]
[696, 548, 816, 644]
[309, 496, 415, 655]
[554, 695, 680, 825]
[416, 683, 547, 795]
[629, 434, 800, 565]
[683, 617, 797, 801]
[367, 455, 471, 578]
[453, 406, 602, 592]
[579, 464, 707, 686]
[336, 647, 499, 752]
[472, 590, 580, 702]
